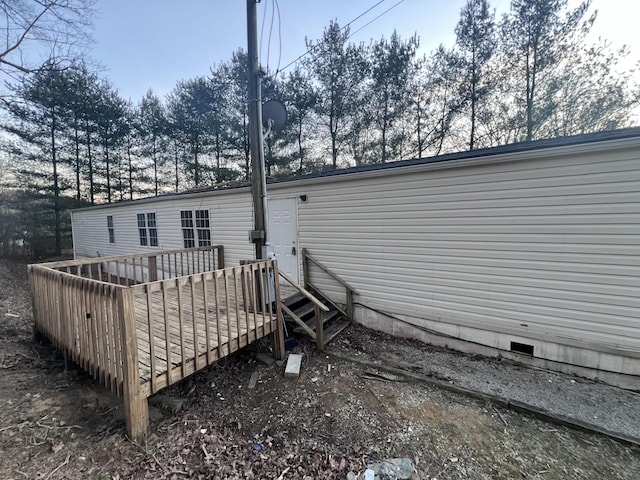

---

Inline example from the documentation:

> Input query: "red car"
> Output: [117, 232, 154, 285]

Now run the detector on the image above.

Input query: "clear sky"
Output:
[90, 0, 640, 103]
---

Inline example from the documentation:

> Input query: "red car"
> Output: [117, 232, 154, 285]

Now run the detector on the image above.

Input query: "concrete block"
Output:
[284, 353, 303, 377]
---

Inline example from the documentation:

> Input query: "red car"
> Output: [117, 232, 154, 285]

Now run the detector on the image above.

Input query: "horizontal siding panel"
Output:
[299, 245, 640, 270]
[300, 238, 640, 259]
[303, 213, 639, 227]
[304, 232, 638, 246]
[303, 223, 640, 235]
[300, 201, 640, 217]
[307, 182, 638, 205]
[302, 247, 640, 288]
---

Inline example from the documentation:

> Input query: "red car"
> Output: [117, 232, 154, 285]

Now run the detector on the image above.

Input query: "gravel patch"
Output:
[334, 324, 640, 442]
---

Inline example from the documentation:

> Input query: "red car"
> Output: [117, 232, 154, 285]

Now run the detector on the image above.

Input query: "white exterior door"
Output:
[268, 197, 299, 284]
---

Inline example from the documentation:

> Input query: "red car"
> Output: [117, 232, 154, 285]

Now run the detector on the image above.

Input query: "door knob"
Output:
[291, 246, 297, 255]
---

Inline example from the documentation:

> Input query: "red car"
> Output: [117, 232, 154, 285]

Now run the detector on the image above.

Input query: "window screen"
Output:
[107, 215, 115, 244]
[181, 210, 195, 248]
[181, 209, 211, 247]
[137, 212, 158, 247]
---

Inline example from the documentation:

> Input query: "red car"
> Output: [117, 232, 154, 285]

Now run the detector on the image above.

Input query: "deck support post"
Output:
[346, 289, 354, 321]
[28, 265, 43, 343]
[271, 261, 286, 360]
[315, 304, 323, 351]
[117, 288, 148, 443]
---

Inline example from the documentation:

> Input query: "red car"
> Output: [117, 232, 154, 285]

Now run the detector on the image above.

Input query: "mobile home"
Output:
[70, 128, 640, 389]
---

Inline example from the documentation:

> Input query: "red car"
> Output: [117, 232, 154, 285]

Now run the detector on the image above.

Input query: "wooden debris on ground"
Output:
[254, 352, 276, 367]
[248, 371, 259, 389]
[149, 394, 186, 413]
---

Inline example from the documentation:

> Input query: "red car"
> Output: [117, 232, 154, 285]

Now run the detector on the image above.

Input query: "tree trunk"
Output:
[297, 119, 304, 173]
[470, 53, 477, 150]
[51, 107, 61, 255]
[194, 140, 200, 187]
[74, 115, 81, 200]
[105, 137, 111, 203]
[127, 134, 134, 200]
[174, 142, 179, 193]
[85, 120, 94, 205]
[153, 137, 158, 196]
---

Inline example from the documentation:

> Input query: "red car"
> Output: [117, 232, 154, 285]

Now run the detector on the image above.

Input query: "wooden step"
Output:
[292, 301, 316, 320]
[292, 309, 341, 334]
[323, 319, 351, 346]
[283, 292, 307, 309]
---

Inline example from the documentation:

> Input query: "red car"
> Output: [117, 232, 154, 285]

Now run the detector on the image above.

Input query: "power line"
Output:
[274, 0, 282, 73]
[347, 0, 407, 40]
[259, 0, 268, 63]
[266, 0, 275, 70]
[272, 0, 404, 77]
[261, 0, 283, 75]
[344, 0, 388, 30]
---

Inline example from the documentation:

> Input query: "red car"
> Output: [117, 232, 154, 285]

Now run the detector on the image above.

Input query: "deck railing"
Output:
[28, 248, 284, 443]
[28, 265, 129, 396]
[44, 245, 225, 285]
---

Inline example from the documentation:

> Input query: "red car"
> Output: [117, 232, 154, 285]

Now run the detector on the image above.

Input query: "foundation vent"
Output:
[510, 341, 534, 356]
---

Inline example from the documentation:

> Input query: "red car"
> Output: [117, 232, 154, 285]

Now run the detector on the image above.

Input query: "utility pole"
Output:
[247, 0, 268, 260]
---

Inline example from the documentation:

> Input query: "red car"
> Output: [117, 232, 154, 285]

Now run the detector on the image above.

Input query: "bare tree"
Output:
[0, 0, 94, 98]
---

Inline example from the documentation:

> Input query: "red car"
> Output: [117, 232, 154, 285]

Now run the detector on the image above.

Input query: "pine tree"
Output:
[455, 0, 496, 149]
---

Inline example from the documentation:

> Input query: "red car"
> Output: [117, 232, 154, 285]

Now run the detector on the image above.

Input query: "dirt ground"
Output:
[1, 257, 640, 480]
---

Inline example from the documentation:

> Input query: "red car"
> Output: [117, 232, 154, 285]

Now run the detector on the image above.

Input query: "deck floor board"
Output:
[133, 276, 277, 393]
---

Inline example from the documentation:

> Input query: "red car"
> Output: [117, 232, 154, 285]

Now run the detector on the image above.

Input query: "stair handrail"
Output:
[301, 248, 358, 321]
[278, 269, 329, 350]
[278, 270, 329, 311]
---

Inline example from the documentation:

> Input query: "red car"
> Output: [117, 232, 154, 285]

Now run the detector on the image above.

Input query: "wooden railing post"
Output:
[28, 265, 44, 343]
[148, 256, 158, 282]
[346, 288, 354, 321]
[217, 245, 225, 270]
[117, 288, 148, 443]
[271, 260, 286, 359]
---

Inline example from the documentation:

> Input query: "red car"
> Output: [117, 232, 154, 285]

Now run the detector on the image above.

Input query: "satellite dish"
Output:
[262, 99, 287, 132]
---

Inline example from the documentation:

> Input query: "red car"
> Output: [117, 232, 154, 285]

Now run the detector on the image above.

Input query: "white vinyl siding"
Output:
[270, 143, 640, 365]
[72, 189, 254, 266]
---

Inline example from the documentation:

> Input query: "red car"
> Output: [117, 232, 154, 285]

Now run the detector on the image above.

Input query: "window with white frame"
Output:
[180, 211, 195, 248]
[195, 210, 211, 246]
[181, 209, 211, 247]
[137, 212, 158, 247]
[107, 215, 115, 243]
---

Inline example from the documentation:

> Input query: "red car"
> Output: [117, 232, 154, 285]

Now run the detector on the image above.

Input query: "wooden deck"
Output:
[28, 246, 285, 442]
[132, 272, 279, 398]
